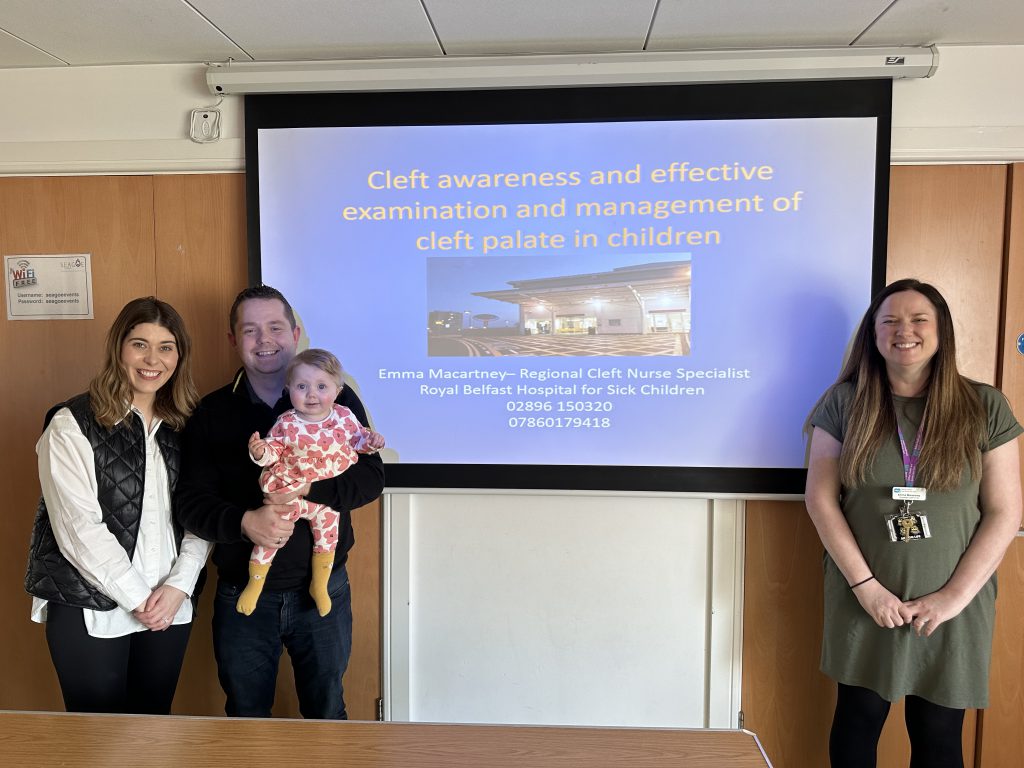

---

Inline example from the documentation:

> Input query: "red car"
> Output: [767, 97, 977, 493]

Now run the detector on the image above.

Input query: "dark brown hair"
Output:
[228, 284, 296, 333]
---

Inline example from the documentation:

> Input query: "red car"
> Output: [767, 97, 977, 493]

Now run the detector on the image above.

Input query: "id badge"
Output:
[885, 502, 931, 543]
[892, 486, 927, 502]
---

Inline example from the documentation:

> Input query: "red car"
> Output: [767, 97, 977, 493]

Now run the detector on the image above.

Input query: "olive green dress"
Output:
[811, 382, 1022, 708]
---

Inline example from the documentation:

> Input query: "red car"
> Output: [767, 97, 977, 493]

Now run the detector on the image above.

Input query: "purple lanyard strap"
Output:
[896, 420, 925, 487]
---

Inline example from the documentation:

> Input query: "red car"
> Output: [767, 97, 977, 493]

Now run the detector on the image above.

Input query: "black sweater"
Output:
[174, 370, 384, 590]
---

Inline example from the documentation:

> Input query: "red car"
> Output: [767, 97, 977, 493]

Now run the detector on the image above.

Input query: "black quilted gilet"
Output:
[25, 393, 182, 611]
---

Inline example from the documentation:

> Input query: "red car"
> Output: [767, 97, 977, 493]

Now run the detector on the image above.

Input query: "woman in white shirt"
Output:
[26, 296, 212, 714]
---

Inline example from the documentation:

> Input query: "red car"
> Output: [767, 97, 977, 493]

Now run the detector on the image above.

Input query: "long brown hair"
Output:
[88, 297, 199, 431]
[833, 279, 984, 491]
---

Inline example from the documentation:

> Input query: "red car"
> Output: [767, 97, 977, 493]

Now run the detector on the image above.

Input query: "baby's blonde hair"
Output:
[286, 348, 344, 387]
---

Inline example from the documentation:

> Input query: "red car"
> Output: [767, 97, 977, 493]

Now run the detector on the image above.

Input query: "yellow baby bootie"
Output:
[237, 562, 272, 615]
[310, 551, 335, 616]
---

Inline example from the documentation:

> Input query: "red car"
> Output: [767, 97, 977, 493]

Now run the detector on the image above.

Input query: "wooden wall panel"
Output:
[978, 163, 1024, 765]
[887, 165, 1008, 384]
[347, 501, 382, 720]
[0, 176, 158, 710]
[152, 173, 247, 717]
[978, 542, 1024, 765]
[741, 500, 833, 767]
[743, 164, 1008, 767]
[152, 174, 248, 395]
[996, 164, 1024, 514]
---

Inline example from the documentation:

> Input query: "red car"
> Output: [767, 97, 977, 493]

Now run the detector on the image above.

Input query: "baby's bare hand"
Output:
[248, 431, 267, 460]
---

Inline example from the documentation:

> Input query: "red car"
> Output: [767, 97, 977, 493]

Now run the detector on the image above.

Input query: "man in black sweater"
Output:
[175, 285, 384, 719]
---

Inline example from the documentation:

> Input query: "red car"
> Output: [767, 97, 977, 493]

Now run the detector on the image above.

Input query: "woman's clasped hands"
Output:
[132, 585, 188, 631]
[853, 579, 967, 637]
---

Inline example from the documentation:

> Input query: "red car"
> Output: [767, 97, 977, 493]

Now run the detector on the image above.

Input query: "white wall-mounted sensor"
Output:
[189, 108, 221, 143]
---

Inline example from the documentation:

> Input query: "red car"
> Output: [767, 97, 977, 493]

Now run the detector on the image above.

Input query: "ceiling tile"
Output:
[647, 0, 892, 49]
[0, 0, 1021, 71]
[424, 0, 657, 55]
[191, 0, 441, 60]
[0, 0, 247, 65]
[856, 0, 1024, 46]
[0, 28, 66, 67]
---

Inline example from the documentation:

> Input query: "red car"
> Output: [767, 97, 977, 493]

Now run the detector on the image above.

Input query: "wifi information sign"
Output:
[5, 253, 93, 320]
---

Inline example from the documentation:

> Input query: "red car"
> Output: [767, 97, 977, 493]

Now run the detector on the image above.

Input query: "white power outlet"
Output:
[189, 108, 221, 143]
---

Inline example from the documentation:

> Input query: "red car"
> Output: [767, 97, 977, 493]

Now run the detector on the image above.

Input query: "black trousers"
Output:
[830, 683, 966, 768]
[45, 602, 192, 714]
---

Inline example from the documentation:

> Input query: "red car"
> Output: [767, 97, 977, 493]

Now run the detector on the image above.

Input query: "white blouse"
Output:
[31, 407, 211, 638]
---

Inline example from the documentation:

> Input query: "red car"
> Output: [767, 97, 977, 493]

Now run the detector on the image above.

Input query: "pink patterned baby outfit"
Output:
[249, 404, 377, 566]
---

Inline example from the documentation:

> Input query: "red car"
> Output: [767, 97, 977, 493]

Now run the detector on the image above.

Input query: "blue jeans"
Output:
[212, 565, 352, 719]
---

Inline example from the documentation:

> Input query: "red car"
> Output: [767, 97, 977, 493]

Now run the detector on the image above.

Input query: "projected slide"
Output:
[257, 115, 877, 473]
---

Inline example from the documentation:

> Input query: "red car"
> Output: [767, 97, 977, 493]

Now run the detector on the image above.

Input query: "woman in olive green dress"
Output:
[806, 279, 1022, 768]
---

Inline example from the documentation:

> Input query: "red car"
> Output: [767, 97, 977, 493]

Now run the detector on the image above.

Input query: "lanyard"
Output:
[896, 417, 925, 487]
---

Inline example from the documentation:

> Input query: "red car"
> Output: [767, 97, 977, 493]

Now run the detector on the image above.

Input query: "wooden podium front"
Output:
[0, 711, 772, 768]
